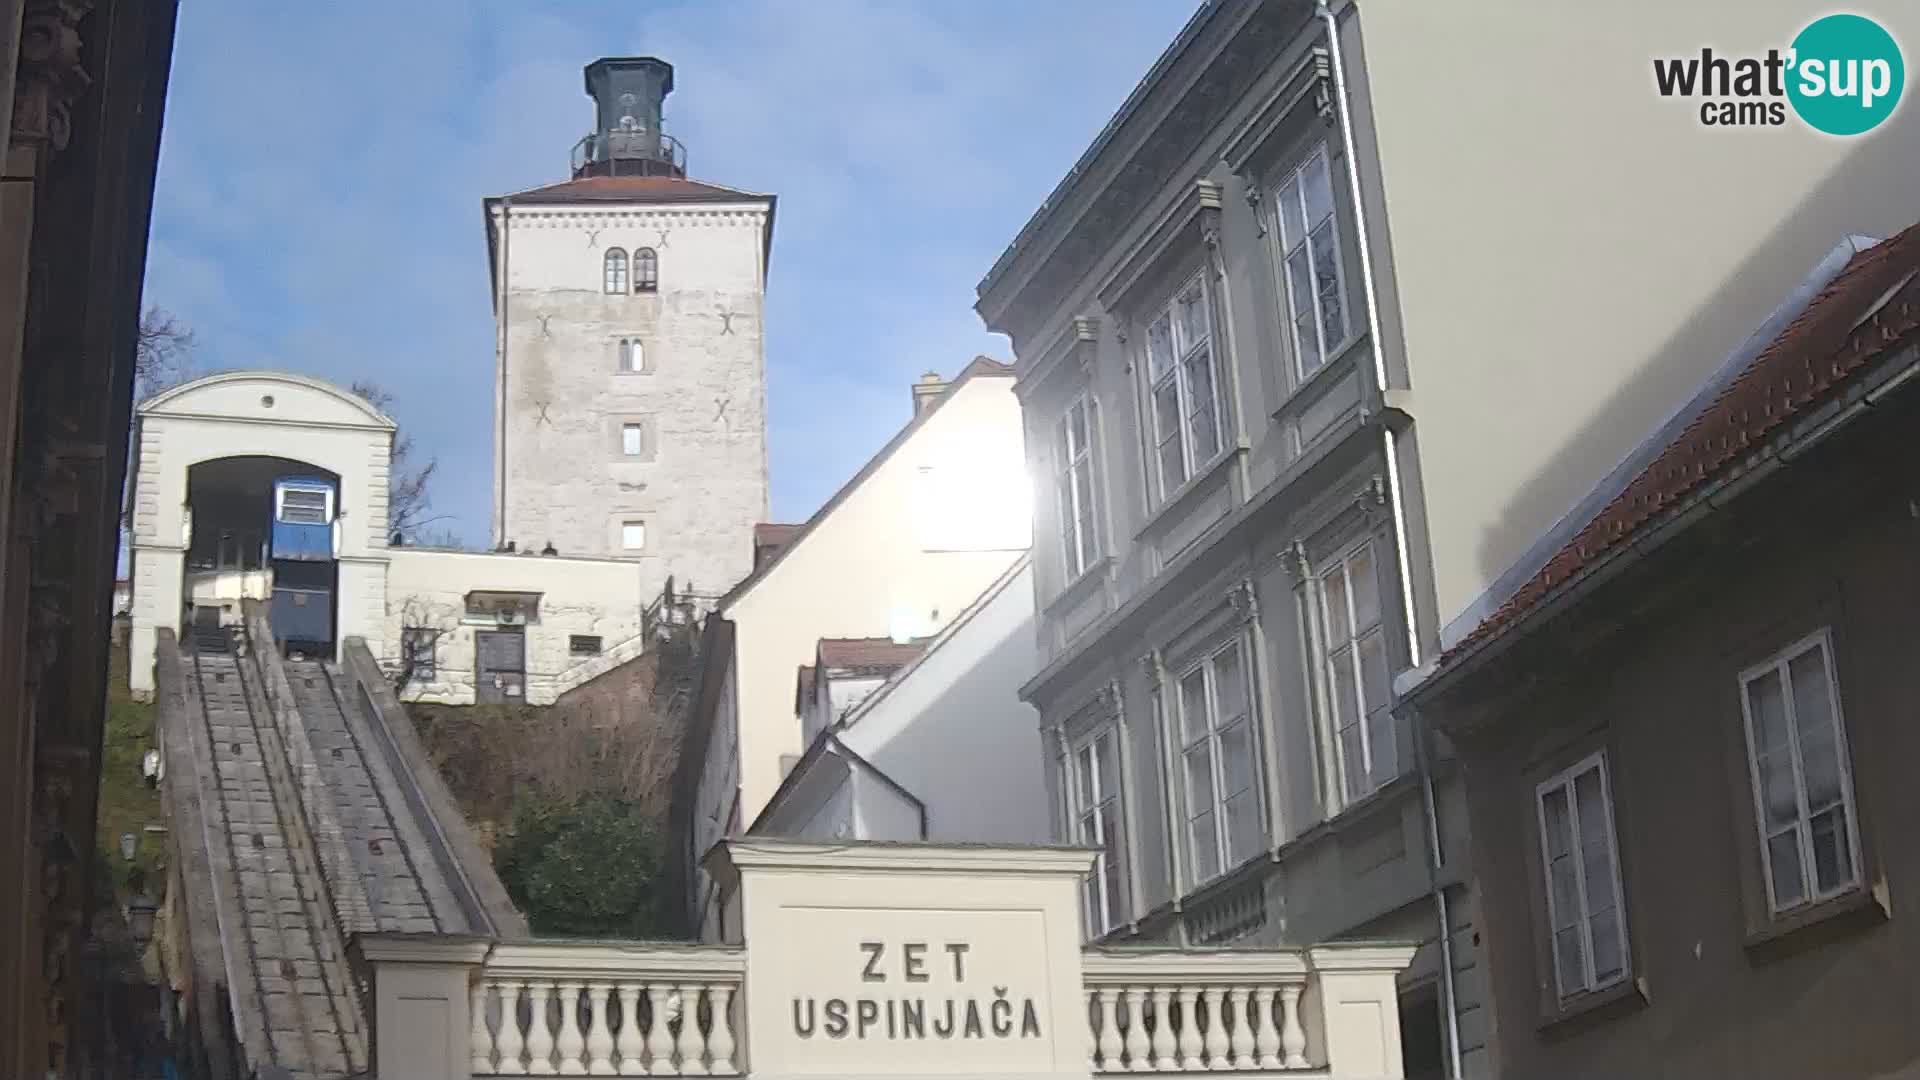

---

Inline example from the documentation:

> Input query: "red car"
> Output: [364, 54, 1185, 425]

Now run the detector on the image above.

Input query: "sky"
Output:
[143, 0, 1201, 546]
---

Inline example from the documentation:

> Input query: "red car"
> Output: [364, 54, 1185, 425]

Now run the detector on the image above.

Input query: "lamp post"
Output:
[126, 894, 157, 952]
[119, 831, 138, 863]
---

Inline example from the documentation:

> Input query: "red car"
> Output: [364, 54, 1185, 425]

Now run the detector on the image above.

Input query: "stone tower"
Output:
[485, 57, 772, 600]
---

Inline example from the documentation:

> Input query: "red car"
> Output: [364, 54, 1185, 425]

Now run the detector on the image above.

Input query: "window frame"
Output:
[1173, 638, 1261, 888]
[620, 520, 646, 551]
[603, 248, 629, 295]
[1141, 270, 1226, 501]
[1066, 724, 1128, 937]
[275, 484, 334, 526]
[1267, 142, 1354, 383]
[1736, 628, 1864, 917]
[1533, 750, 1631, 1004]
[1315, 537, 1396, 807]
[1054, 393, 1101, 581]
[618, 337, 646, 373]
[621, 422, 645, 457]
[633, 247, 659, 293]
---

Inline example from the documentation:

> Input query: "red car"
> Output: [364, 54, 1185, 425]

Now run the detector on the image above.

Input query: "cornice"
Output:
[487, 940, 747, 980]
[490, 205, 770, 229]
[1082, 946, 1310, 984]
[709, 838, 1096, 879]
[1014, 314, 1103, 403]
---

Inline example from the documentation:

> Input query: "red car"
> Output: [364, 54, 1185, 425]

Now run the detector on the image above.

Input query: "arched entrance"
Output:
[184, 455, 342, 656]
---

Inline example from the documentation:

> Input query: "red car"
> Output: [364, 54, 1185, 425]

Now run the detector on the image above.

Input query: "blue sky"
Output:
[144, 0, 1199, 545]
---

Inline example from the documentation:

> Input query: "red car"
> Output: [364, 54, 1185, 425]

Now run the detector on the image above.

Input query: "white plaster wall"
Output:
[491, 201, 771, 604]
[719, 373, 1030, 829]
[848, 770, 924, 842]
[839, 561, 1049, 845]
[1352, 0, 1920, 641]
[383, 547, 645, 707]
[126, 373, 394, 696]
[797, 772, 858, 841]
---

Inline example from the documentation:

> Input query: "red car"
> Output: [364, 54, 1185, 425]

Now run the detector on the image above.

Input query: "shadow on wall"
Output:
[1472, 121, 1919, 616]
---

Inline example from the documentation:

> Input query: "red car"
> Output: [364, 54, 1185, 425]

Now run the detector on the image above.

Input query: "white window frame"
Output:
[1174, 639, 1260, 887]
[1316, 538, 1395, 805]
[621, 422, 645, 457]
[603, 248, 629, 294]
[620, 520, 646, 550]
[1737, 629, 1863, 915]
[1143, 272, 1225, 499]
[275, 485, 334, 526]
[1055, 394, 1100, 581]
[1067, 725, 1127, 937]
[1270, 143, 1353, 382]
[1534, 750, 1630, 1002]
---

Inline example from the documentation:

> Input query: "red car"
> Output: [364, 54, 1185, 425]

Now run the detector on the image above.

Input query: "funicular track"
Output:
[184, 623, 365, 1079]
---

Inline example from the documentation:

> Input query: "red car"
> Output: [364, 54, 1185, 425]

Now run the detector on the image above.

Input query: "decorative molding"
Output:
[1139, 650, 1164, 689]
[1227, 578, 1259, 625]
[1278, 540, 1310, 583]
[1354, 476, 1387, 522]
[12, 0, 92, 154]
[1244, 182, 1266, 238]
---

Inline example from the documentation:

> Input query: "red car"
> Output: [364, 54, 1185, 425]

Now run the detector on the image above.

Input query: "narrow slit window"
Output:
[621, 423, 645, 457]
[619, 338, 645, 373]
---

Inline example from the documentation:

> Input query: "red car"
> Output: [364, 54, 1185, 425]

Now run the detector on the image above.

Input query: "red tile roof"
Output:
[1443, 224, 1920, 664]
[753, 523, 802, 548]
[499, 175, 767, 206]
[816, 637, 931, 673]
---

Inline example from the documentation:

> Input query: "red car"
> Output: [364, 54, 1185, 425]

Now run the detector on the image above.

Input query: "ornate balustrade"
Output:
[469, 942, 745, 1077]
[1082, 949, 1314, 1073]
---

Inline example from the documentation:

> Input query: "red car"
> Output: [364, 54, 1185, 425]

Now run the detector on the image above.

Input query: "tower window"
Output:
[621, 521, 646, 550]
[622, 423, 645, 457]
[634, 247, 658, 293]
[603, 248, 629, 294]
[618, 338, 645, 373]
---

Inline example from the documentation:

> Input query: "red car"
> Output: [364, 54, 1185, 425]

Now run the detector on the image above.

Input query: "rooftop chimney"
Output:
[574, 57, 686, 179]
[911, 371, 947, 416]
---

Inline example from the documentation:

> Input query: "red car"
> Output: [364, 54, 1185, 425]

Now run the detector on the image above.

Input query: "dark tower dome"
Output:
[571, 57, 688, 179]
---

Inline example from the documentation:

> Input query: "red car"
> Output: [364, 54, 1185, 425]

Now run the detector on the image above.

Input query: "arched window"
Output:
[634, 247, 659, 293]
[603, 248, 629, 294]
[618, 337, 644, 373]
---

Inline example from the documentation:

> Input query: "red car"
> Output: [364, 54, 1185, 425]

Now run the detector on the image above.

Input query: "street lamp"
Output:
[119, 832, 137, 862]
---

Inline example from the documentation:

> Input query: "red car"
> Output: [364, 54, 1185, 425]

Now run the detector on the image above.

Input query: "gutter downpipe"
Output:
[495, 198, 512, 548]
[1318, 4, 1464, 1079]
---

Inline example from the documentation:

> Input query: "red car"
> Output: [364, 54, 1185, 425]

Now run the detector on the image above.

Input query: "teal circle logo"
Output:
[1787, 14, 1905, 135]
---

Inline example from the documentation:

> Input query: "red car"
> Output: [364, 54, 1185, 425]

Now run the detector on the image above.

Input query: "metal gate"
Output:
[474, 629, 526, 705]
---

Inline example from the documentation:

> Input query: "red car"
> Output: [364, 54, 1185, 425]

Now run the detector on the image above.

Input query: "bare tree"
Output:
[134, 307, 195, 399]
[349, 379, 443, 542]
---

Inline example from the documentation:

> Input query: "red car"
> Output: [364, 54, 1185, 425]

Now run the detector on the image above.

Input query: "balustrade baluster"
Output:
[558, 981, 587, 1074]
[1123, 987, 1151, 1072]
[675, 984, 710, 1076]
[616, 983, 646, 1076]
[645, 985, 674, 1075]
[1096, 988, 1123, 1071]
[586, 982, 616, 1075]
[1149, 987, 1176, 1072]
[1203, 987, 1230, 1070]
[1176, 987, 1203, 1071]
[1277, 984, 1308, 1069]
[1226, 988, 1254, 1069]
[527, 981, 557, 1075]
[497, 980, 529, 1076]
[1085, 989, 1099, 1072]
[473, 980, 496, 1074]
[1251, 987, 1280, 1070]
[708, 984, 737, 1074]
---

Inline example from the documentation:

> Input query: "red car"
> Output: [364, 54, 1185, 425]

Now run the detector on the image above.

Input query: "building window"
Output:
[622, 422, 645, 457]
[618, 338, 645, 373]
[1145, 273, 1222, 497]
[1055, 395, 1100, 581]
[1273, 144, 1351, 380]
[1177, 641, 1259, 885]
[400, 628, 437, 681]
[1738, 630, 1861, 914]
[569, 635, 603, 656]
[621, 520, 646, 550]
[1068, 726, 1127, 936]
[634, 246, 659, 293]
[1319, 539, 1394, 805]
[1535, 751, 1629, 1002]
[603, 248, 629, 294]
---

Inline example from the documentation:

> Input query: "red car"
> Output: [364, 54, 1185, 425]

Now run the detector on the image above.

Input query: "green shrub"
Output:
[494, 788, 666, 938]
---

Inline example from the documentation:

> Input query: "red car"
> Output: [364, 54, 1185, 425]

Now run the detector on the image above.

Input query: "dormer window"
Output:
[634, 247, 659, 293]
[603, 248, 629, 294]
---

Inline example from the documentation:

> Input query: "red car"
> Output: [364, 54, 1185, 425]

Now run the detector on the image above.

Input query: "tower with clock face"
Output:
[484, 56, 772, 602]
